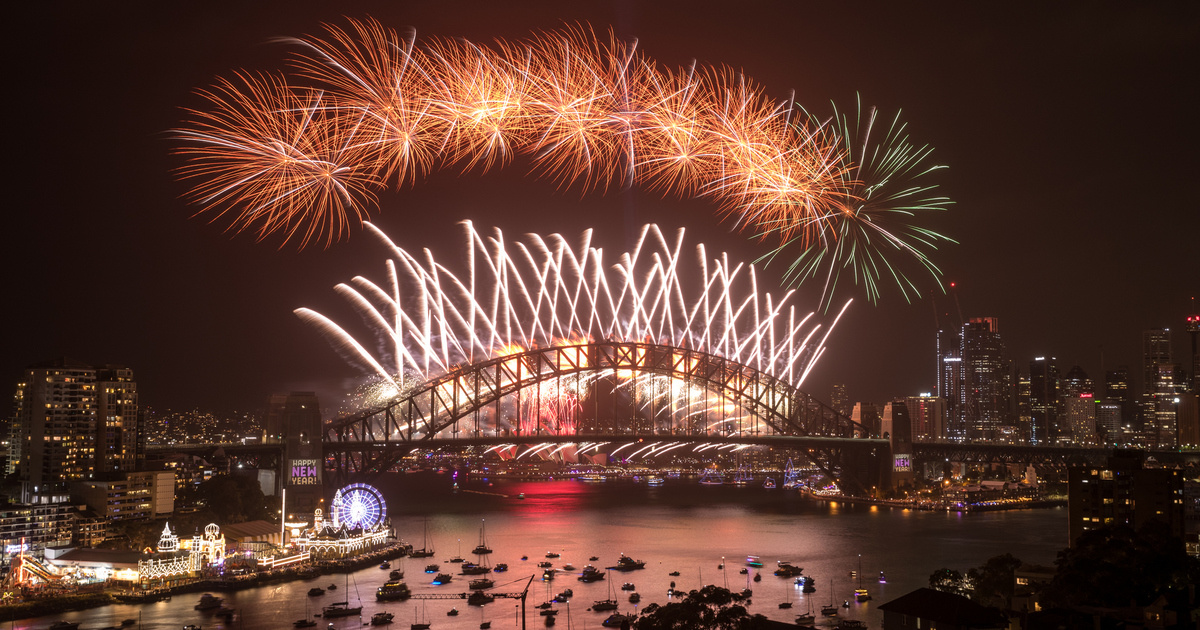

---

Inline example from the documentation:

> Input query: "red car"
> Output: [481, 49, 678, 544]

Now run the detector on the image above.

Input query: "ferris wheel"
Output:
[330, 483, 388, 530]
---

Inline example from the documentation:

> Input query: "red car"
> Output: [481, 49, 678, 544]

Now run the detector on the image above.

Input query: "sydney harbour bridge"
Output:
[153, 224, 1198, 496]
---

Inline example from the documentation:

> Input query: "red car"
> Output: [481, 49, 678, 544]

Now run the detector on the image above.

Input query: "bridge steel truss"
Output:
[324, 341, 883, 486]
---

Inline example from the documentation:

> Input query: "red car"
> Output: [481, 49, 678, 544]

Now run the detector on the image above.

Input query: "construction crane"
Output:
[408, 575, 535, 629]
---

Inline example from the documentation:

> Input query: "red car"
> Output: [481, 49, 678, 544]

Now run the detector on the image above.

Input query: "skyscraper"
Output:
[8, 359, 139, 502]
[904, 394, 946, 440]
[1143, 328, 1172, 392]
[960, 317, 1007, 440]
[1103, 366, 1132, 432]
[831, 384, 851, 417]
[936, 327, 963, 440]
[1029, 357, 1059, 445]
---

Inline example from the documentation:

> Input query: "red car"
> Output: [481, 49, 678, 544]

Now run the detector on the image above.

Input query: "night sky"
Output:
[6, 1, 1198, 415]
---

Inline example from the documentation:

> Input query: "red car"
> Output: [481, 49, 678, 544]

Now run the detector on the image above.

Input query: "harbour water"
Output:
[19, 473, 1067, 630]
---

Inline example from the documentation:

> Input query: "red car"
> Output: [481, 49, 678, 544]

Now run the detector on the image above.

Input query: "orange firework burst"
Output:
[174, 18, 852, 248]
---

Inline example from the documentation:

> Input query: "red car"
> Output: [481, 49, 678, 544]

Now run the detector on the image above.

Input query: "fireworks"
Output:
[174, 19, 849, 249]
[297, 222, 850, 435]
[756, 96, 956, 306]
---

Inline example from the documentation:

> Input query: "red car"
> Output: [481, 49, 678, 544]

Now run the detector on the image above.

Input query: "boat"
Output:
[409, 518, 435, 558]
[390, 570, 404, 580]
[602, 613, 635, 627]
[646, 476, 664, 486]
[370, 612, 394, 626]
[821, 579, 839, 617]
[763, 477, 776, 489]
[739, 568, 749, 575]
[480, 623, 491, 629]
[801, 576, 816, 593]
[795, 596, 816, 624]
[308, 587, 326, 596]
[589, 556, 599, 561]
[745, 555, 763, 567]
[120, 620, 135, 627]
[448, 608, 459, 616]
[461, 561, 491, 575]
[591, 570, 619, 611]
[545, 551, 560, 558]
[669, 571, 681, 577]
[753, 572, 762, 582]
[323, 601, 363, 618]
[628, 593, 640, 603]
[432, 573, 453, 585]
[48, 623, 80, 630]
[195, 593, 223, 610]
[294, 620, 317, 628]
[377, 580, 412, 601]
[620, 582, 636, 591]
[854, 555, 871, 601]
[538, 561, 554, 568]
[561, 563, 576, 571]
[539, 608, 558, 616]
[412, 600, 431, 630]
[469, 577, 495, 589]
[493, 563, 508, 572]
[732, 466, 752, 486]
[472, 519, 493, 555]
[468, 591, 496, 605]
[380, 561, 392, 570]
[579, 566, 605, 582]
[424, 564, 440, 573]
[611, 554, 645, 571]
[837, 620, 867, 630]
[323, 571, 363, 618]
[698, 469, 725, 485]
[774, 561, 803, 577]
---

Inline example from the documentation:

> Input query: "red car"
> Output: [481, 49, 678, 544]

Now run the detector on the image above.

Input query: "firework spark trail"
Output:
[756, 95, 957, 307]
[175, 19, 847, 250]
[296, 221, 848, 433]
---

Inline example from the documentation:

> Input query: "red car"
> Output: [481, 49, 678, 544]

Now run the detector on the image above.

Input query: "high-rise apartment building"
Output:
[8, 359, 140, 502]
[95, 366, 140, 473]
[1067, 451, 1185, 546]
[1028, 357, 1059, 445]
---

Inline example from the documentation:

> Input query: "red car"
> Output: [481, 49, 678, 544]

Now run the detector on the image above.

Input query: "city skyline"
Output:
[5, 1, 1198, 413]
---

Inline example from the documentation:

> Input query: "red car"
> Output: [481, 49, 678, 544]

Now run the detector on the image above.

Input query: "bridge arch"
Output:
[324, 340, 874, 477]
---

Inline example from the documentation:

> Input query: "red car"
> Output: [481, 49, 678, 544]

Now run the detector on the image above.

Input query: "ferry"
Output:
[376, 580, 412, 601]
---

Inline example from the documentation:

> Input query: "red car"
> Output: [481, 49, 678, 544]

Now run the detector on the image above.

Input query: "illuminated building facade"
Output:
[936, 328, 963, 440]
[266, 392, 323, 512]
[70, 470, 175, 522]
[1028, 357, 1059, 445]
[961, 317, 1008, 440]
[903, 394, 946, 440]
[1063, 394, 1097, 445]
[1067, 451, 1185, 546]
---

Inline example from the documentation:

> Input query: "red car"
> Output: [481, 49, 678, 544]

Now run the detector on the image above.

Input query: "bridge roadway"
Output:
[147, 439, 1199, 470]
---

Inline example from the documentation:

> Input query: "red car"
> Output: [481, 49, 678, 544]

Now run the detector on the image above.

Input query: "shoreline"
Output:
[0, 541, 412, 623]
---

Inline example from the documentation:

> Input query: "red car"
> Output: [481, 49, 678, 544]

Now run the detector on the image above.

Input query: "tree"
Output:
[194, 473, 272, 523]
[928, 567, 970, 597]
[634, 586, 772, 630]
[1039, 521, 1200, 609]
[967, 553, 1023, 608]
